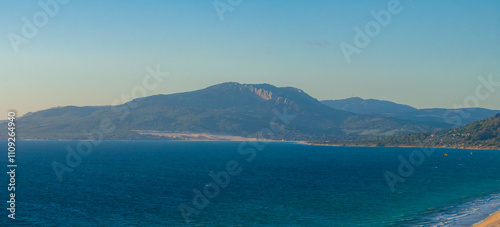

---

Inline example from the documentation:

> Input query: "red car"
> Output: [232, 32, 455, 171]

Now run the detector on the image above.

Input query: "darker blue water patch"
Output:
[0, 141, 499, 226]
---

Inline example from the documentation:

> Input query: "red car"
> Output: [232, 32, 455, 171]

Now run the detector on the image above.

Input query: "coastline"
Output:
[474, 210, 500, 227]
[297, 141, 500, 151]
[12, 138, 499, 151]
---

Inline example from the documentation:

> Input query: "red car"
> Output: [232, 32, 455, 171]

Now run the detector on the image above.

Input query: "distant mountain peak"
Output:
[345, 97, 363, 100]
[206, 82, 277, 100]
[321, 97, 417, 114]
[134, 82, 325, 112]
[203, 82, 317, 105]
[321, 97, 500, 128]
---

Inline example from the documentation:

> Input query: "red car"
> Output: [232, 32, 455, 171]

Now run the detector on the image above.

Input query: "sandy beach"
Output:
[474, 211, 500, 227]
[134, 130, 287, 142]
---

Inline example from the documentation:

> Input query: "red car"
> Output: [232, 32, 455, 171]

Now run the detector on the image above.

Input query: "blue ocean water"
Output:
[1, 141, 500, 226]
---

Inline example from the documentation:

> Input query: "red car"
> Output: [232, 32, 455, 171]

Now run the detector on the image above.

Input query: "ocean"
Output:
[1, 141, 500, 226]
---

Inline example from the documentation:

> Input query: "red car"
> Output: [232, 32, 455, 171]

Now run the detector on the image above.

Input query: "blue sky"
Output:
[1, 0, 499, 118]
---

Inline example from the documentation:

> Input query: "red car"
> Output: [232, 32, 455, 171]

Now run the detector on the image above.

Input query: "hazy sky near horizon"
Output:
[1, 0, 500, 119]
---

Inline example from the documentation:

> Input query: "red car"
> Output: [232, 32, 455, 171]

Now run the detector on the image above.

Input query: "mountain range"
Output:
[4, 82, 499, 144]
[322, 97, 500, 127]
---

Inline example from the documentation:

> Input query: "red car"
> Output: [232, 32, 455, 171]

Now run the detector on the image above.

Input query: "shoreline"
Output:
[297, 141, 500, 151]
[10, 138, 499, 151]
[474, 210, 500, 227]
[4, 130, 499, 150]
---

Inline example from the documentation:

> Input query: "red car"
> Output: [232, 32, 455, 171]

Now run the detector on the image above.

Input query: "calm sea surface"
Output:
[1, 141, 500, 226]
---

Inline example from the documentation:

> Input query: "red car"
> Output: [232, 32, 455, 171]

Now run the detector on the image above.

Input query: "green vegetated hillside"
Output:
[3, 82, 443, 141]
[341, 114, 500, 149]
